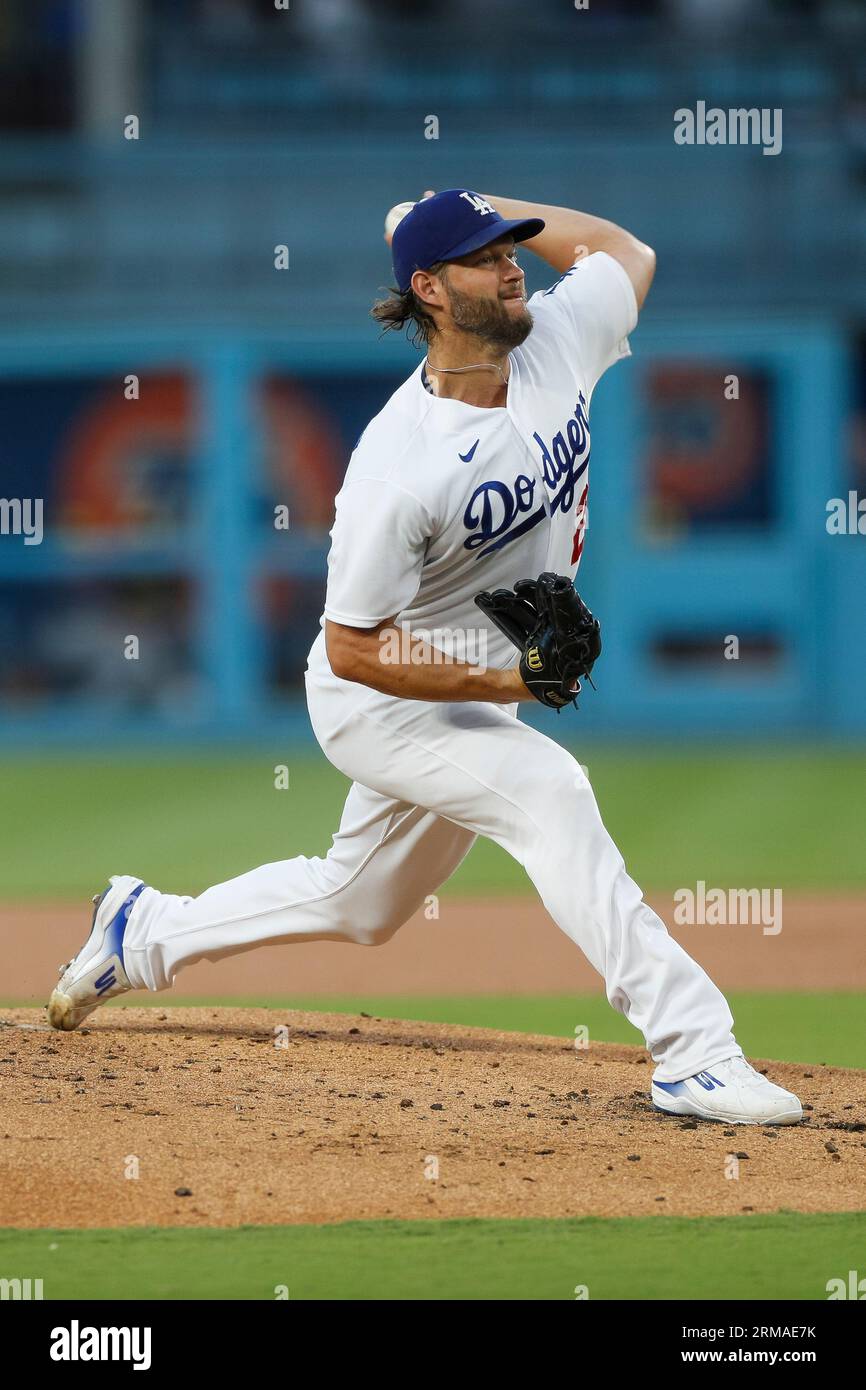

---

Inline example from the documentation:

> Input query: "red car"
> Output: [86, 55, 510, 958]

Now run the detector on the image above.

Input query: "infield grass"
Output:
[1, 1212, 863, 1300]
[1, 746, 864, 898]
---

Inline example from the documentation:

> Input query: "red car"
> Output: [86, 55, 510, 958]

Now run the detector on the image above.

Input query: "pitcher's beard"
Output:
[445, 285, 534, 352]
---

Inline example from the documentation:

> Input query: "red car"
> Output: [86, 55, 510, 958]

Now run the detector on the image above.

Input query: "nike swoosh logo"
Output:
[459, 439, 480, 462]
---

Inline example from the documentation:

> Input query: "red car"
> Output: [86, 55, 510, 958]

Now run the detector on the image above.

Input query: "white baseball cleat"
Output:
[47, 875, 146, 1032]
[651, 1054, 803, 1126]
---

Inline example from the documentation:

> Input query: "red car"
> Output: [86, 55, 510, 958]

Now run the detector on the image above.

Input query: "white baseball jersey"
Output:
[320, 250, 637, 668]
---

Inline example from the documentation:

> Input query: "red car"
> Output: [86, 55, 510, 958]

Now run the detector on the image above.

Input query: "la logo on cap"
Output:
[459, 193, 495, 216]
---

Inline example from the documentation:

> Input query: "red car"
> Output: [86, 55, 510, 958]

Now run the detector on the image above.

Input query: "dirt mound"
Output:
[1, 1008, 864, 1228]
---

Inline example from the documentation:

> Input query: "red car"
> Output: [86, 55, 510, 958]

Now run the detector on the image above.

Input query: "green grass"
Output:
[32, 990, 861, 1070]
[1, 1213, 863, 1300]
[0, 746, 864, 899]
[271, 991, 865, 1070]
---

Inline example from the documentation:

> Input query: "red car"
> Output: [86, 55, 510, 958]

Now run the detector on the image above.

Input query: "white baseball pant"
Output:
[121, 633, 739, 1082]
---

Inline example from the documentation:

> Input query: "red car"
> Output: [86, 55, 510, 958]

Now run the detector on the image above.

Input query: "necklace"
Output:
[426, 359, 508, 386]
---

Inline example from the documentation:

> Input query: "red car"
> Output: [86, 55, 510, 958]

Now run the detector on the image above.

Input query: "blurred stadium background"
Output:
[0, 2, 864, 1040]
[1, 0, 865, 743]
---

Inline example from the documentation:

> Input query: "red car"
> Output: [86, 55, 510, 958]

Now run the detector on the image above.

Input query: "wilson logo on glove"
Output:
[474, 572, 601, 711]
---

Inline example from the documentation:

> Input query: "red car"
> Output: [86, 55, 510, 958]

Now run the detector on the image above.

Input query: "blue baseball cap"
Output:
[392, 189, 545, 293]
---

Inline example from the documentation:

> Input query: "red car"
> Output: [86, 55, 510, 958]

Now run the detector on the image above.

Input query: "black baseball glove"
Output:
[474, 572, 601, 710]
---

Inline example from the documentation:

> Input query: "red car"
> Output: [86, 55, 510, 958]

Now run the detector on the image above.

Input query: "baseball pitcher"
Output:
[48, 189, 802, 1126]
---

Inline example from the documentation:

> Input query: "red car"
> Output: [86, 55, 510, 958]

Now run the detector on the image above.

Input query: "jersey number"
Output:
[571, 483, 589, 564]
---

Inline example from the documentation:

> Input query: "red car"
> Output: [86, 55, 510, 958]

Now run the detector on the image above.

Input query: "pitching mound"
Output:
[1, 1007, 864, 1228]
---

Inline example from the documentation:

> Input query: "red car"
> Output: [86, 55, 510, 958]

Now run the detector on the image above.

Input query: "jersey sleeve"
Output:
[529, 250, 639, 393]
[323, 476, 432, 627]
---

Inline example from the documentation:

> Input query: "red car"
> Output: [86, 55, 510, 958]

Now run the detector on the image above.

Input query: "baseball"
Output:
[384, 201, 416, 243]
